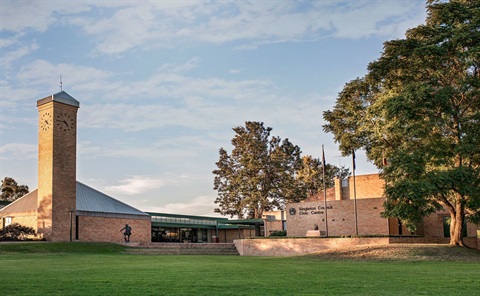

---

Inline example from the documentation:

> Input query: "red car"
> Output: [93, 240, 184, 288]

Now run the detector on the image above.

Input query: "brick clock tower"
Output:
[37, 91, 79, 241]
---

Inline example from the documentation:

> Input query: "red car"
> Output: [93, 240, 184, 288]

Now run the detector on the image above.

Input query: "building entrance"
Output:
[151, 227, 210, 243]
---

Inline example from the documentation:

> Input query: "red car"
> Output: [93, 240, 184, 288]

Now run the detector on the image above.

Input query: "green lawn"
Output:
[1, 243, 479, 295]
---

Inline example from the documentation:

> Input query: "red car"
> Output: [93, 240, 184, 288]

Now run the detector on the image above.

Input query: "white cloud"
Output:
[84, 5, 160, 55]
[1, 42, 39, 70]
[80, 142, 199, 162]
[157, 57, 201, 74]
[3, 54, 333, 152]
[229, 69, 242, 74]
[0, 0, 129, 33]
[67, 56, 330, 134]
[0, 80, 40, 109]
[147, 195, 221, 217]
[104, 175, 169, 195]
[0, 33, 23, 48]
[0, 143, 37, 160]
[14, 59, 116, 97]
[16, 1, 424, 55]
[325, 1, 424, 39]
[234, 44, 258, 51]
[0, 1, 95, 33]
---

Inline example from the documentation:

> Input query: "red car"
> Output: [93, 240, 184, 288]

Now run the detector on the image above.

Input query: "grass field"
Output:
[1, 242, 479, 295]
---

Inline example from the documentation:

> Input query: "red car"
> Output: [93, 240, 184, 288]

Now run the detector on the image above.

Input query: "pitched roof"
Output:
[37, 91, 80, 108]
[76, 181, 148, 216]
[0, 181, 148, 217]
[0, 190, 37, 214]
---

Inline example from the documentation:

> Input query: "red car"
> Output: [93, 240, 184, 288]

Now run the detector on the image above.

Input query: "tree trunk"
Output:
[449, 200, 465, 246]
[256, 207, 264, 219]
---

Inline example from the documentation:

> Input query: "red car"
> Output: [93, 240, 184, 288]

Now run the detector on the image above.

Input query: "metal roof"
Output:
[0, 190, 38, 214]
[76, 182, 148, 216]
[0, 181, 148, 217]
[37, 91, 80, 108]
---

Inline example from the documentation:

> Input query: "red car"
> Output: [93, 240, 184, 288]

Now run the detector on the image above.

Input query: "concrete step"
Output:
[126, 243, 239, 255]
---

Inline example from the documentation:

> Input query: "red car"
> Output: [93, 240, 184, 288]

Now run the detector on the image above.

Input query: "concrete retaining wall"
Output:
[234, 237, 479, 256]
[234, 237, 389, 256]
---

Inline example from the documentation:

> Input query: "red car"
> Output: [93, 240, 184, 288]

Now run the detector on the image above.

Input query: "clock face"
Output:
[40, 112, 52, 131]
[55, 112, 75, 132]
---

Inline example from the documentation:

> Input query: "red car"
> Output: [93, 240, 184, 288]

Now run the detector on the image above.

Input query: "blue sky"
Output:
[1, 0, 427, 216]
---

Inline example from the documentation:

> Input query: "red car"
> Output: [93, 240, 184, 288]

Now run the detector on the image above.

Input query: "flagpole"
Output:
[322, 145, 328, 237]
[352, 150, 358, 236]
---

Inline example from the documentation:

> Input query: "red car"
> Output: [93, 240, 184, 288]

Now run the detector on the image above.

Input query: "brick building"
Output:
[0, 91, 260, 244]
[0, 91, 151, 243]
[2, 91, 477, 246]
[286, 173, 480, 248]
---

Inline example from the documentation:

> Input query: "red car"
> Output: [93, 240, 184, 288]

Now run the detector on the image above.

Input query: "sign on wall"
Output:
[289, 205, 333, 216]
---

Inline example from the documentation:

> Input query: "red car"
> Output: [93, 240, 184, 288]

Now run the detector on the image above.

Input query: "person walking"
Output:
[120, 224, 132, 242]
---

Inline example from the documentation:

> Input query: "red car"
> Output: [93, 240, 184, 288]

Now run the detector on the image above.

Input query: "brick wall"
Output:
[1, 211, 37, 229]
[37, 101, 54, 239]
[217, 227, 258, 243]
[37, 101, 78, 241]
[287, 198, 388, 237]
[422, 209, 480, 243]
[265, 220, 284, 235]
[348, 174, 385, 199]
[287, 173, 480, 242]
[77, 215, 151, 243]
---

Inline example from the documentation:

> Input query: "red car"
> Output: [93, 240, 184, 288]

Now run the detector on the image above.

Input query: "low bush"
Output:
[0, 223, 36, 241]
[269, 230, 287, 236]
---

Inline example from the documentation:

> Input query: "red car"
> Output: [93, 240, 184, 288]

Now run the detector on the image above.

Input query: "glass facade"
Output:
[151, 227, 211, 243]
[150, 213, 221, 243]
[148, 213, 264, 243]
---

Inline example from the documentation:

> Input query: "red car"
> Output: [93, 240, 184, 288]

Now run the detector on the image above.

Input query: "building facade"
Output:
[0, 91, 262, 244]
[149, 212, 263, 243]
[286, 174, 480, 248]
[0, 92, 151, 243]
[1, 91, 478, 246]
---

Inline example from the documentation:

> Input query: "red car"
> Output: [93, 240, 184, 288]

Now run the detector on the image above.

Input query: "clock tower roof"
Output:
[37, 91, 80, 108]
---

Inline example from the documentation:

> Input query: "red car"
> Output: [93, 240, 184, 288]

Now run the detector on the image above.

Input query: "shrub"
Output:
[0, 223, 36, 241]
[269, 230, 287, 237]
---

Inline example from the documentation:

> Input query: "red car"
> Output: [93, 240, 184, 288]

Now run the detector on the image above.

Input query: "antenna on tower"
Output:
[60, 75, 63, 91]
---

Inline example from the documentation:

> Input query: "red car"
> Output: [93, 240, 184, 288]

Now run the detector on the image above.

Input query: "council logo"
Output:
[289, 208, 296, 215]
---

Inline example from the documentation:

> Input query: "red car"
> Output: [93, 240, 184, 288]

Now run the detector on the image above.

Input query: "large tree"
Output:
[296, 155, 350, 197]
[323, 0, 480, 246]
[213, 122, 303, 219]
[1, 177, 29, 202]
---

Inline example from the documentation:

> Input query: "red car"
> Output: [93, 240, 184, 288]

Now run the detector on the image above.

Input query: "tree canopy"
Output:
[323, 0, 480, 246]
[213, 121, 348, 219]
[1, 177, 29, 202]
[296, 155, 350, 197]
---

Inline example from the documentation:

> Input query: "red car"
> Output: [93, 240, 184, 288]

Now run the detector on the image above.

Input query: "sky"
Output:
[1, 0, 428, 217]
